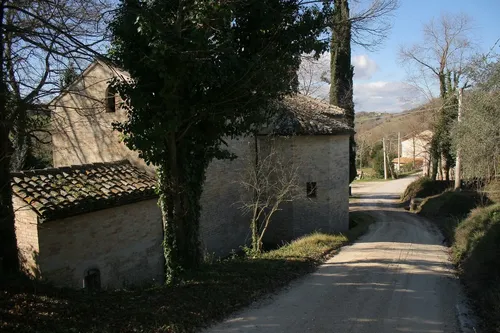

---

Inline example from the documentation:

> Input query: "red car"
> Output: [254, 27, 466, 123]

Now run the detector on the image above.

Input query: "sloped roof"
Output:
[11, 160, 157, 222]
[270, 94, 352, 136]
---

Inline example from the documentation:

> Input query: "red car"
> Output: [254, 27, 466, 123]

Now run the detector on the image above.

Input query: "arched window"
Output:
[106, 86, 116, 113]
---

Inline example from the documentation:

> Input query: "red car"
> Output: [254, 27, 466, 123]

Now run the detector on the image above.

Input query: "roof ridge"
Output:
[11, 160, 131, 177]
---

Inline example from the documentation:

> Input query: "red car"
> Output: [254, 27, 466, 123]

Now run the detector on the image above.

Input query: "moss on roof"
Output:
[270, 94, 353, 136]
[11, 160, 157, 222]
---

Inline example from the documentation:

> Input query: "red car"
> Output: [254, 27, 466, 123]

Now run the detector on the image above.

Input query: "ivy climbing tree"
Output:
[325, 0, 399, 183]
[109, 0, 325, 283]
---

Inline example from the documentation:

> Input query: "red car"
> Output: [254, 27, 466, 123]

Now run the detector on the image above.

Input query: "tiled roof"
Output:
[11, 160, 157, 222]
[270, 94, 353, 135]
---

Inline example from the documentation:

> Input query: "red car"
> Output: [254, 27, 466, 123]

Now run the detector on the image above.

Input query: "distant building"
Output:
[394, 130, 433, 172]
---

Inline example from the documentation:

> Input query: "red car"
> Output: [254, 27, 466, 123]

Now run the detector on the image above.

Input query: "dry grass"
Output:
[1, 211, 375, 333]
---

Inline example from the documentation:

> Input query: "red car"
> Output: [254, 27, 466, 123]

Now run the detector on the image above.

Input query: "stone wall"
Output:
[36, 199, 164, 289]
[51, 61, 149, 172]
[13, 196, 40, 277]
[199, 137, 255, 256]
[258, 135, 350, 243]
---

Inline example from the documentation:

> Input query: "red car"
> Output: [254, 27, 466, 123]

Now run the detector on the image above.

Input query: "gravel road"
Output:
[204, 176, 471, 333]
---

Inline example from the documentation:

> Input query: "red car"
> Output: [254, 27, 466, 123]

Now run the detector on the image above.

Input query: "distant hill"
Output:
[354, 99, 441, 146]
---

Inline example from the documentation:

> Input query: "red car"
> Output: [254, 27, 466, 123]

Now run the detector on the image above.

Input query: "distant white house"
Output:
[393, 130, 433, 172]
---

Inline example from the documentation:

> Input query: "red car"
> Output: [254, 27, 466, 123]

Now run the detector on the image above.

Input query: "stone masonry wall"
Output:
[199, 137, 255, 256]
[36, 199, 163, 289]
[259, 135, 350, 243]
[13, 196, 40, 277]
[51, 62, 149, 172]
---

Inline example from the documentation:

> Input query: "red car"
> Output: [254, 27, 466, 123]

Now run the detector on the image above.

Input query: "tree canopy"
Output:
[110, 0, 326, 282]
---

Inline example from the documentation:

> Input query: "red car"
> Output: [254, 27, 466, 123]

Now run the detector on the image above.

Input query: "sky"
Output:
[308, 0, 500, 113]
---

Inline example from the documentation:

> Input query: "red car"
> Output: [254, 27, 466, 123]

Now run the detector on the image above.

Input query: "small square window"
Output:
[84, 268, 101, 292]
[306, 182, 317, 198]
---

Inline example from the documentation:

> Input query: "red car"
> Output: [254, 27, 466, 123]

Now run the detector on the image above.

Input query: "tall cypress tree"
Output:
[330, 0, 356, 183]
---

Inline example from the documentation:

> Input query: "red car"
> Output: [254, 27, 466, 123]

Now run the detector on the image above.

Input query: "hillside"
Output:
[355, 99, 441, 146]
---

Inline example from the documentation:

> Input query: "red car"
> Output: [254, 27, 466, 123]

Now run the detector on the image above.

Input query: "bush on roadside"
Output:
[400, 177, 452, 203]
[452, 204, 500, 332]
[417, 191, 485, 219]
[485, 179, 500, 203]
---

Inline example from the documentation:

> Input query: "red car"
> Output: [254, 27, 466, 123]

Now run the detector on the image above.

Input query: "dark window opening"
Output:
[84, 268, 101, 292]
[106, 86, 116, 113]
[306, 182, 317, 198]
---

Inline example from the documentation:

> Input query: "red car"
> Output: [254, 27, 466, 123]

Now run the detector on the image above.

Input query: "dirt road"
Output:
[204, 176, 470, 333]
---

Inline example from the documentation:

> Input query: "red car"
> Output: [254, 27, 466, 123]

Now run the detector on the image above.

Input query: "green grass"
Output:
[451, 204, 500, 333]
[400, 177, 452, 203]
[416, 190, 489, 245]
[1, 212, 375, 333]
[417, 191, 485, 219]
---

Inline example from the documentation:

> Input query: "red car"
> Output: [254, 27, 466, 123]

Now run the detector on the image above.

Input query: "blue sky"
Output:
[349, 0, 500, 113]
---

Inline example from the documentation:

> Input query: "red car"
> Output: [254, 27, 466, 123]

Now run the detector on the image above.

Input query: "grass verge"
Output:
[400, 177, 452, 204]
[451, 204, 500, 333]
[1, 211, 375, 333]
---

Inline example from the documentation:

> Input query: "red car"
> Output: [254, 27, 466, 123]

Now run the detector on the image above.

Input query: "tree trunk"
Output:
[159, 134, 202, 284]
[430, 137, 439, 180]
[0, 0, 20, 275]
[330, 0, 356, 183]
[10, 107, 29, 171]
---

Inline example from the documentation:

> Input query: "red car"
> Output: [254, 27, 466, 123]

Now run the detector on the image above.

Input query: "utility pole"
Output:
[359, 140, 363, 170]
[454, 88, 463, 189]
[397, 132, 401, 172]
[383, 137, 388, 180]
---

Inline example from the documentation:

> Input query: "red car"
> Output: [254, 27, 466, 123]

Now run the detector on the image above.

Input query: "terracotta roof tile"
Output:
[11, 160, 157, 222]
[270, 94, 353, 136]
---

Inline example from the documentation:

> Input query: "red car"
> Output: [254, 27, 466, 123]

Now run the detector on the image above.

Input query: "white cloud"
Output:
[352, 55, 378, 80]
[353, 81, 424, 112]
[298, 53, 426, 112]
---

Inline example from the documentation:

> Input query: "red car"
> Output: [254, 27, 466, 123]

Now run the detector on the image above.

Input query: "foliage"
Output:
[451, 204, 500, 332]
[59, 62, 80, 89]
[400, 177, 452, 203]
[109, 0, 326, 282]
[485, 180, 500, 204]
[0, 212, 375, 333]
[328, 0, 356, 183]
[238, 142, 301, 254]
[371, 146, 395, 178]
[417, 190, 486, 219]
[453, 59, 500, 180]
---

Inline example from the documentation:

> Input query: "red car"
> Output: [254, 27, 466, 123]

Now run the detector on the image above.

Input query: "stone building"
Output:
[12, 60, 352, 288]
[11, 160, 163, 289]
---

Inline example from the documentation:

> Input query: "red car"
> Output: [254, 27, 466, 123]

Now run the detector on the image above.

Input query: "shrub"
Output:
[485, 179, 500, 203]
[452, 204, 500, 332]
[417, 191, 484, 219]
[400, 177, 452, 203]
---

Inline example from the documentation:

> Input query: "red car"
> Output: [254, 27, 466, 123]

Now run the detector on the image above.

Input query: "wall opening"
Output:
[84, 268, 101, 292]
[306, 182, 317, 198]
[105, 86, 116, 113]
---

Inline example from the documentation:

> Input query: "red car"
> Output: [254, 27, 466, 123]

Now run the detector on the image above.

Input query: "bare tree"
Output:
[298, 53, 329, 100]
[400, 13, 474, 100]
[298, 0, 399, 100]
[0, 0, 112, 273]
[5, 0, 112, 171]
[238, 143, 301, 255]
[400, 13, 474, 181]
[453, 54, 500, 181]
